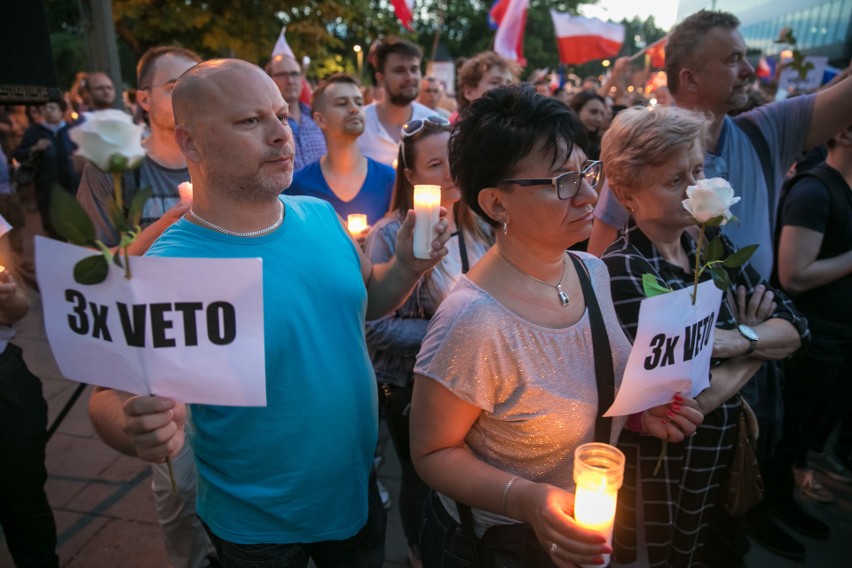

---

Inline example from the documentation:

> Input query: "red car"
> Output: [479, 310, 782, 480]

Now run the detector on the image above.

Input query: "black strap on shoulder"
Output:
[457, 230, 470, 274]
[569, 253, 614, 443]
[455, 254, 615, 546]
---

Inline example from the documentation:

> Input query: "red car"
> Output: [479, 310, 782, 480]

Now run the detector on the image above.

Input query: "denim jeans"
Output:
[0, 344, 58, 568]
[420, 491, 478, 568]
[380, 381, 430, 552]
[202, 473, 386, 568]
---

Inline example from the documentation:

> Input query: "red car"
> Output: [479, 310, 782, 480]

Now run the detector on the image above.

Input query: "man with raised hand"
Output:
[90, 58, 449, 566]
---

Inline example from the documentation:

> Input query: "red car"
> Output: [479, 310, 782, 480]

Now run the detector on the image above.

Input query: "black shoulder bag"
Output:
[456, 254, 615, 568]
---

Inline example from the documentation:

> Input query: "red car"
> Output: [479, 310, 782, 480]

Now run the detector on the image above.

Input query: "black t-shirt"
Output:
[780, 165, 852, 325]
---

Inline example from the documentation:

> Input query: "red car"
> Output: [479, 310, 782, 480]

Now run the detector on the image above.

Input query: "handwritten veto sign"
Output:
[35, 236, 266, 406]
[604, 280, 722, 417]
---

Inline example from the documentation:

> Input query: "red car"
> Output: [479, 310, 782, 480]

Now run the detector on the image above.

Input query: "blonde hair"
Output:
[600, 105, 709, 197]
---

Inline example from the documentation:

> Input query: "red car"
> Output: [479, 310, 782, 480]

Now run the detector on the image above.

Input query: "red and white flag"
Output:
[493, 0, 529, 64]
[549, 10, 624, 66]
[391, 0, 415, 32]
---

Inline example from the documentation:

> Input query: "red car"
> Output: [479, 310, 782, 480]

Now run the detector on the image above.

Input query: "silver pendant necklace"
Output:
[497, 246, 570, 307]
[189, 201, 284, 237]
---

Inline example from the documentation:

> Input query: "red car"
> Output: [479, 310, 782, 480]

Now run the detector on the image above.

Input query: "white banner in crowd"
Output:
[605, 280, 722, 417]
[778, 55, 828, 93]
[35, 236, 267, 406]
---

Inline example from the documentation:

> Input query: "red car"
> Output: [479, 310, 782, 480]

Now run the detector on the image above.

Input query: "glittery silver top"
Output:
[414, 253, 630, 533]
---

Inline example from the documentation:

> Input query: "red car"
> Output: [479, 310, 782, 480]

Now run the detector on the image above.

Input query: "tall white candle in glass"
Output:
[412, 184, 441, 259]
[347, 213, 368, 235]
[573, 442, 625, 568]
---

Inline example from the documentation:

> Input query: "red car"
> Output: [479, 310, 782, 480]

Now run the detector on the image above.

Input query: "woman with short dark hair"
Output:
[410, 86, 702, 567]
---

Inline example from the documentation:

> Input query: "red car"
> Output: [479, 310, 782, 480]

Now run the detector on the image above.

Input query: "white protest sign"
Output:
[605, 279, 722, 417]
[35, 236, 266, 406]
[778, 56, 828, 93]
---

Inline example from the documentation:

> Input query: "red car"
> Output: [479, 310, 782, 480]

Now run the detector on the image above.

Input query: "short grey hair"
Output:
[666, 10, 740, 94]
[600, 105, 709, 197]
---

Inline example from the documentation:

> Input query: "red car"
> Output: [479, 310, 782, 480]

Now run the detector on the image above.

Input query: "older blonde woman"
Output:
[411, 86, 703, 568]
[600, 106, 808, 568]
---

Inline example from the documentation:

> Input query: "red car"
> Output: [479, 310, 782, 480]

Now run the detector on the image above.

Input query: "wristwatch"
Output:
[738, 324, 759, 355]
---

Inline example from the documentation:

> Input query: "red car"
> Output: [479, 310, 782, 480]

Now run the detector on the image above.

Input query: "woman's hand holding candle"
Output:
[506, 480, 612, 567]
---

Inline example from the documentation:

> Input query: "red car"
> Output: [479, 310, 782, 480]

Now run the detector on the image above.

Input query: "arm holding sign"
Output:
[89, 388, 185, 462]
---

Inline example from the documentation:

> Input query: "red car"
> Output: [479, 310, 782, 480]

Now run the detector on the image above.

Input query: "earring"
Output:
[502, 220, 508, 236]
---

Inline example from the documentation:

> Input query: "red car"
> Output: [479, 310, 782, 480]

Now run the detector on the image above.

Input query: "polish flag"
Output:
[392, 0, 415, 32]
[493, 0, 529, 64]
[645, 36, 667, 69]
[549, 10, 624, 66]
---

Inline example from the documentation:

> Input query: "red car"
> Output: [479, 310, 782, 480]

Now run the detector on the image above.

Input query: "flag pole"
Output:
[629, 35, 667, 61]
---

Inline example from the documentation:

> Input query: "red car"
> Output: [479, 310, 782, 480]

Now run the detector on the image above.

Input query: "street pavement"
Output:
[1, 211, 850, 567]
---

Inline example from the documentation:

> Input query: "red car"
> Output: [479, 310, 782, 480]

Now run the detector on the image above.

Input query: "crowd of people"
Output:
[1, 7, 851, 568]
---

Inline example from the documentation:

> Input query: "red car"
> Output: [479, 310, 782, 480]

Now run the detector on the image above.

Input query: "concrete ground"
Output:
[1, 210, 851, 567]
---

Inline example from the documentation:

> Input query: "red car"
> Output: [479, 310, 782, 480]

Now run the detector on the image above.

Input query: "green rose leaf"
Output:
[50, 185, 96, 245]
[642, 273, 672, 298]
[722, 244, 759, 268]
[703, 214, 727, 228]
[128, 186, 153, 229]
[107, 154, 129, 173]
[708, 265, 731, 291]
[73, 254, 109, 285]
[705, 235, 725, 263]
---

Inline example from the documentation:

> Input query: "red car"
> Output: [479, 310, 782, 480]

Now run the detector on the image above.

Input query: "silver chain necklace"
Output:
[189, 201, 283, 237]
[497, 246, 570, 307]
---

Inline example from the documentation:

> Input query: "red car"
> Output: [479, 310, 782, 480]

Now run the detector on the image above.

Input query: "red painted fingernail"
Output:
[661, 418, 669, 425]
[666, 409, 675, 417]
[673, 393, 684, 402]
[672, 403, 681, 412]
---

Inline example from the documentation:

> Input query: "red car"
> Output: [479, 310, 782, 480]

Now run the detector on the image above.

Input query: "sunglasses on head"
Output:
[400, 115, 451, 169]
[401, 115, 451, 139]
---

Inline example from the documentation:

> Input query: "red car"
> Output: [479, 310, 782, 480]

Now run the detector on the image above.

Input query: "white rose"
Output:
[69, 109, 146, 172]
[682, 178, 741, 225]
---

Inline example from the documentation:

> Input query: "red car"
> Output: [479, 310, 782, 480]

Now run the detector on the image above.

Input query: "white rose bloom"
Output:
[69, 109, 146, 172]
[682, 178, 741, 225]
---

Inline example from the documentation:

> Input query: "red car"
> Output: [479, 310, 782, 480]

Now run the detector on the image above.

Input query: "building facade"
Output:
[677, 0, 852, 66]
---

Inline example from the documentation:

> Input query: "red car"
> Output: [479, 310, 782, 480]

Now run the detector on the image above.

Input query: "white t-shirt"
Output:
[357, 101, 434, 167]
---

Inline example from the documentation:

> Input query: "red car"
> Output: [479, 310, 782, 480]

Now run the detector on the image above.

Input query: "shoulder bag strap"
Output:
[568, 253, 614, 443]
[458, 230, 470, 274]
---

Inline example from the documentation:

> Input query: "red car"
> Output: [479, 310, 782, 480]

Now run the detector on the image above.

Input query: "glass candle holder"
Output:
[573, 442, 625, 567]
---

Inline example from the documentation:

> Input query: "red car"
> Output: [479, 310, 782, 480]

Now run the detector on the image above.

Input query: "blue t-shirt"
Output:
[594, 95, 815, 279]
[286, 158, 395, 225]
[147, 195, 378, 544]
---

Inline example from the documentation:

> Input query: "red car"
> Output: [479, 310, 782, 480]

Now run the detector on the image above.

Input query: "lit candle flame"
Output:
[347, 214, 368, 235]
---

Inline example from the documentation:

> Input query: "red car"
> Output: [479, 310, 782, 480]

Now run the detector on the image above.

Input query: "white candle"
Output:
[347, 213, 368, 235]
[178, 182, 193, 204]
[573, 442, 625, 568]
[412, 185, 441, 259]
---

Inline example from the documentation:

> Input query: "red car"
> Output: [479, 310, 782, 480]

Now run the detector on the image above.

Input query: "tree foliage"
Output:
[44, 0, 664, 90]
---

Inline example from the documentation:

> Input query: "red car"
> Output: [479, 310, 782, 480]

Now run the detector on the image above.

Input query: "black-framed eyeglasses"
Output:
[499, 160, 602, 200]
[400, 115, 451, 168]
